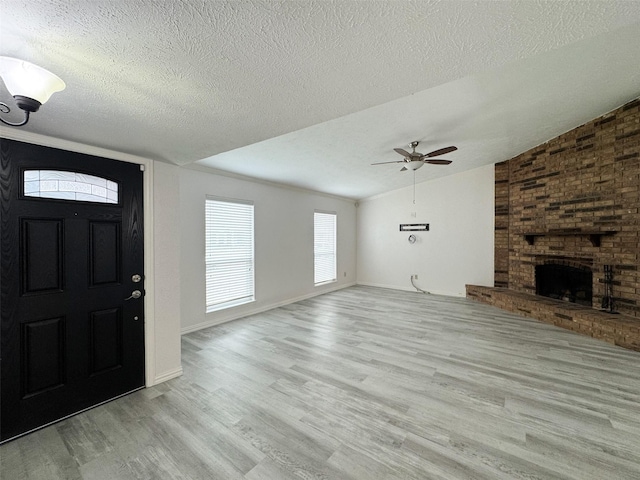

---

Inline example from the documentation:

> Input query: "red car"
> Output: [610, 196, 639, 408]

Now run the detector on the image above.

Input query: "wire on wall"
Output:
[411, 275, 430, 294]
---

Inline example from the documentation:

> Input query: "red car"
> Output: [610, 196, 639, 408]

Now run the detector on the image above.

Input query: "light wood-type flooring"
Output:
[2, 286, 640, 479]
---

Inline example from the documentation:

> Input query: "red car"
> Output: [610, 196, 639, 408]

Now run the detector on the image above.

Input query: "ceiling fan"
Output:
[372, 141, 457, 171]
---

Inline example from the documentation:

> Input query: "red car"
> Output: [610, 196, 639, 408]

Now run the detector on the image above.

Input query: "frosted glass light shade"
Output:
[0, 56, 65, 105]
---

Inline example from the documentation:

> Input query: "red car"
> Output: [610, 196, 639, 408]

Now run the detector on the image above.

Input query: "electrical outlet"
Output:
[414, 274, 418, 280]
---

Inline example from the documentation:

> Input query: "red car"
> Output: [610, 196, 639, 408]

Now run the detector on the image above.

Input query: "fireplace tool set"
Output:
[601, 265, 617, 314]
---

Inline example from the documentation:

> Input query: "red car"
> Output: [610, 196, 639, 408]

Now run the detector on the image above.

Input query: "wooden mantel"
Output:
[523, 229, 617, 247]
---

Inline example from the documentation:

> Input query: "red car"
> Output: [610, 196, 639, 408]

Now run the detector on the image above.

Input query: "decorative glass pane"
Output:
[24, 170, 40, 181]
[23, 170, 119, 204]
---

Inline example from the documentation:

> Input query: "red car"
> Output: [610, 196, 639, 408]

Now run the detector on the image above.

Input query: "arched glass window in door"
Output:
[24, 170, 118, 204]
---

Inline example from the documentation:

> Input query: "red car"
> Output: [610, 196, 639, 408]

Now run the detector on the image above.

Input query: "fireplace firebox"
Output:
[535, 263, 592, 306]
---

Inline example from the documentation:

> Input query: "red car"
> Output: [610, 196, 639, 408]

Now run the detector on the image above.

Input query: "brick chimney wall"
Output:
[495, 98, 640, 318]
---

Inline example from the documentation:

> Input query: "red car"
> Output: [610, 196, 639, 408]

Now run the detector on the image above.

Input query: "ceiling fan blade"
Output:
[400, 166, 407, 171]
[425, 146, 457, 157]
[394, 148, 412, 157]
[425, 159, 453, 165]
[371, 160, 403, 165]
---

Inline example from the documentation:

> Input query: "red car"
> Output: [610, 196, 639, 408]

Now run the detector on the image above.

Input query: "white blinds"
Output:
[314, 211, 337, 285]
[205, 198, 255, 312]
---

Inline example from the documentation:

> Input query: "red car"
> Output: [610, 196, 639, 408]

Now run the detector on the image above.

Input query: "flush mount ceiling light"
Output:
[0, 57, 66, 127]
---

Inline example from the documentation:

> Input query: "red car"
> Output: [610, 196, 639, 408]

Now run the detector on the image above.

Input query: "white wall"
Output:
[152, 161, 183, 382]
[179, 167, 357, 333]
[357, 164, 494, 296]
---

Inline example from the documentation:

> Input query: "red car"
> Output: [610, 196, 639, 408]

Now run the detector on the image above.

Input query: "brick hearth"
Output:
[466, 284, 640, 351]
[468, 97, 640, 350]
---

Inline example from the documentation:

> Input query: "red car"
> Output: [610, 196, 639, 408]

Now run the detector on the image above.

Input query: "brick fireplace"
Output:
[468, 98, 640, 350]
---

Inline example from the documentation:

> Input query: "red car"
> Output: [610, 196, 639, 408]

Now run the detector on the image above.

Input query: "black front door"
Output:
[0, 139, 145, 442]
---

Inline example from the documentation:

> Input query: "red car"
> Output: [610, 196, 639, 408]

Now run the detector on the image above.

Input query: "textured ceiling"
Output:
[1, 1, 640, 199]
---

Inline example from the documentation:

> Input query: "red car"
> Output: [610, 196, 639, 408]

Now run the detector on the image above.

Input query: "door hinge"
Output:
[139, 164, 145, 171]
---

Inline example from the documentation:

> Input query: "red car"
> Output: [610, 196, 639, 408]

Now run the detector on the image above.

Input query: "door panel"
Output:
[1, 138, 145, 442]
[22, 218, 64, 293]
[21, 316, 65, 396]
[89, 222, 121, 286]
[89, 308, 122, 375]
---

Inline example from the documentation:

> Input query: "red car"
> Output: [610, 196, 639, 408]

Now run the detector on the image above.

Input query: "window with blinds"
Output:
[205, 197, 255, 312]
[314, 211, 337, 285]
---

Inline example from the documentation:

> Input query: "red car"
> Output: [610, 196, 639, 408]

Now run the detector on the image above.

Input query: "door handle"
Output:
[125, 290, 142, 301]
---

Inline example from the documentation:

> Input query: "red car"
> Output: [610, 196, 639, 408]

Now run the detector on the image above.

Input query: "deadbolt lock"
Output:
[132, 274, 142, 283]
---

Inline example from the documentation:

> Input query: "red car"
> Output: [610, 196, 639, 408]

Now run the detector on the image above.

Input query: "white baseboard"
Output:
[355, 281, 464, 298]
[181, 282, 356, 335]
[356, 281, 416, 292]
[151, 366, 183, 385]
